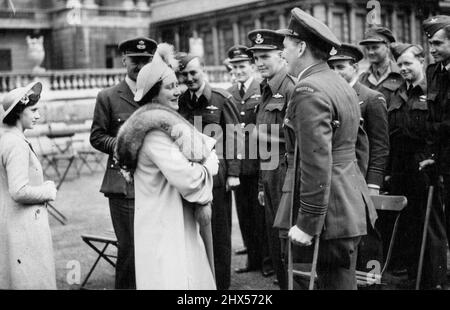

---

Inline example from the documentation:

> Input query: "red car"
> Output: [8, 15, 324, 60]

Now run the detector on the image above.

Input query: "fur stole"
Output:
[115, 103, 215, 173]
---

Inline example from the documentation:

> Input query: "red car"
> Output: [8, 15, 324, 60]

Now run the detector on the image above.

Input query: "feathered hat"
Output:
[134, 43, 179, 102]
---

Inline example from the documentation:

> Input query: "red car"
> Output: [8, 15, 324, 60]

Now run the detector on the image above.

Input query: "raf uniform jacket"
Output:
[426, 62, 450, 175]
[90, 80, 138, 198]
[353, 82, 389, 187]
[285, 62, 377, 240]
[178, 82, 242, 187]
[359, 60, 403, 108]
[228, 78, 261, 176]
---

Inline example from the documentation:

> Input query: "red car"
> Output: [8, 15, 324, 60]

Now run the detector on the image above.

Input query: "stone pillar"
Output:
[174, 27, 180, 51]
[410, 8, 417, 43]
[212, 23, 220, 65]
[279, 11, 286, 29]
[254, 16, 261, 29]
[312, 3, 327, 24]
[232, 21, 240, 45]
[390, 5, 398, 39]
[348, 3, 356, 43]
[326, 3, 334, 28]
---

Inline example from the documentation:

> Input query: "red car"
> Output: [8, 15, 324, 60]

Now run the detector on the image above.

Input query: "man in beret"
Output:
[421, 16, 450, 287]
[90, 36, 156, 289]
[359, 27, 403, 107]
[328, 44, 388, 276]
[177, 55, 242, 290]
[225, 45, 272, 277]
[279, 8, 377, 289]
[247, 29, 296, 289]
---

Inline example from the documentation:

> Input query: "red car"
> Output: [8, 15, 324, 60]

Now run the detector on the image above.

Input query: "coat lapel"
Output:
[242, 78, 260, 101]
[117, 80, 140, 109]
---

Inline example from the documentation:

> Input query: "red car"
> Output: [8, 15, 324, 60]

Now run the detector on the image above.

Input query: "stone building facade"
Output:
[150, 0, 449, 65]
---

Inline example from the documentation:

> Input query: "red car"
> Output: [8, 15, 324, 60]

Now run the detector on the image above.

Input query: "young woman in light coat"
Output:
[0, 81, 58, 289]
[116, 44, 218, 290]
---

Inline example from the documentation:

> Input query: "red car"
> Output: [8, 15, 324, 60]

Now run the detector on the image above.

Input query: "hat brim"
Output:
[1, 81, 42, 121]
[328, 55, 358, 62]
[228, 57, 252, 63]
[246, 45, 280, 51]
[359, 39, 387, 45]
[123, 53, 154, 57]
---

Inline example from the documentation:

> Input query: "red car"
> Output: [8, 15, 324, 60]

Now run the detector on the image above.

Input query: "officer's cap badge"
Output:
[255, 33, 264, 44]
[137, 40, 146, 50]
[329, 47, 337, 56]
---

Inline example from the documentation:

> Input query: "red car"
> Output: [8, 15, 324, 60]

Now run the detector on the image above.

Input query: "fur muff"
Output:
[115, 103, 215, 172]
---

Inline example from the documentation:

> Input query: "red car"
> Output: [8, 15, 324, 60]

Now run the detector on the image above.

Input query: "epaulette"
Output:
[212, 87, 233, 99]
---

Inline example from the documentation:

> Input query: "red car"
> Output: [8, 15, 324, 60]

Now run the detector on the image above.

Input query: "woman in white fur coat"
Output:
[116, 44, 218, 290]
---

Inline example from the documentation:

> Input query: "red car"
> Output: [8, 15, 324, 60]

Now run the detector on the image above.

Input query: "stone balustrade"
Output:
[0, 67, 230, 93]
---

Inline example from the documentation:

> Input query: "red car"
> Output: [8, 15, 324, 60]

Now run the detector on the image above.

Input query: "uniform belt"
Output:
[332, 148, 356, 164]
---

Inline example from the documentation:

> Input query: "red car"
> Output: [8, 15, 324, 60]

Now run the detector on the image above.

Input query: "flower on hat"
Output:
[134, 43, 179, 102]
[19, 95, 29, 105]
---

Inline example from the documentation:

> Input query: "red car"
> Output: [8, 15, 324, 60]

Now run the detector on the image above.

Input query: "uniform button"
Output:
[241, 123, 245, 128]
[110, 164, 114, 168]
[118, 118, 121, 122]
[241, 101, 245, 104]
[240, 111, 245, 116]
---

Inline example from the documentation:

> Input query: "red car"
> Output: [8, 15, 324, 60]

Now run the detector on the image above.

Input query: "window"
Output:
[0, 49, 12, 71]
[105, 45, 121, 69]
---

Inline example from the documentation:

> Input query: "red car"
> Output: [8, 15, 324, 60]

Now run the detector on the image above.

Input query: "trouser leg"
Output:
[108, 198, 136, 289]
[211, 186, 232, 290]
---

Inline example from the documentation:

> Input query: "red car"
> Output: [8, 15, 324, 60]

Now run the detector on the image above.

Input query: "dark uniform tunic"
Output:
[277, 62, 377, 289]
[426, 62, 450, 246]
[178, 82, 242, 290]
[90, 80, 138, 289]
[359, 60, 403, 109]
[228, 78, 267, 271]
[256, 67, 294, 289]
[388, 80, 447, 288]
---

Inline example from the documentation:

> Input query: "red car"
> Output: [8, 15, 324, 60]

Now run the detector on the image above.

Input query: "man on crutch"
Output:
[277, 8, 377, 289]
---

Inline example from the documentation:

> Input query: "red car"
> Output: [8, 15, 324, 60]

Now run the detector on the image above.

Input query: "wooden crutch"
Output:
[415, 184, 434, 290]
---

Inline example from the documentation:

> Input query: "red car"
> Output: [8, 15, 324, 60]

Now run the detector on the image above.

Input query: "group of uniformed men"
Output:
[91, 6, 450, 290]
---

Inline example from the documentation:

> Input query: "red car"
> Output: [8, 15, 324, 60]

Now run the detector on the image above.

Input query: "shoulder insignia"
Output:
[212, 88, 232, 99]
[420, 95, 427, 102]
[250, 94, 261, 99]
[206, 105, 219, 110]
[358, 101, 364, 105]
[272, 93, 284, 98]
[296, 86, 315, 93]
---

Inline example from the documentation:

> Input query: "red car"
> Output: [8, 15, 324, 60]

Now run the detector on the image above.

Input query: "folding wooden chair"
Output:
[80, 231, 118, 289]
[287, 195, 407, 290]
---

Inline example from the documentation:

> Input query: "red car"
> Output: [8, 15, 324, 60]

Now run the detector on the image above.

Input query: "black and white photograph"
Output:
[0, 0, 450, 294]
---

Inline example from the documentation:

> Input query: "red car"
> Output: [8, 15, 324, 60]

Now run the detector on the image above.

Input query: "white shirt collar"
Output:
[193, 81, 206, 99]
[242, 77, 254, 92]
[125, 76, 137, 95]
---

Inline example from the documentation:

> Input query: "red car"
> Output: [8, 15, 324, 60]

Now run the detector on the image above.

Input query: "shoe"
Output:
[262, 269, 275, 277]
[234, 248, 247, 255]
[234, 266, 252, 274]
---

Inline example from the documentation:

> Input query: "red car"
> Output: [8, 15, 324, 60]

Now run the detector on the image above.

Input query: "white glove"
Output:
[43, 180, 57, 201]
[203, 150, 219, 176]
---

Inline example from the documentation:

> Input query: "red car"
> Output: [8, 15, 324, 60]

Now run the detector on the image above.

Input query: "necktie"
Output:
[239, 83, 245, 98]
[406, 84, 413, 98]
[191, 93, 198, 105]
